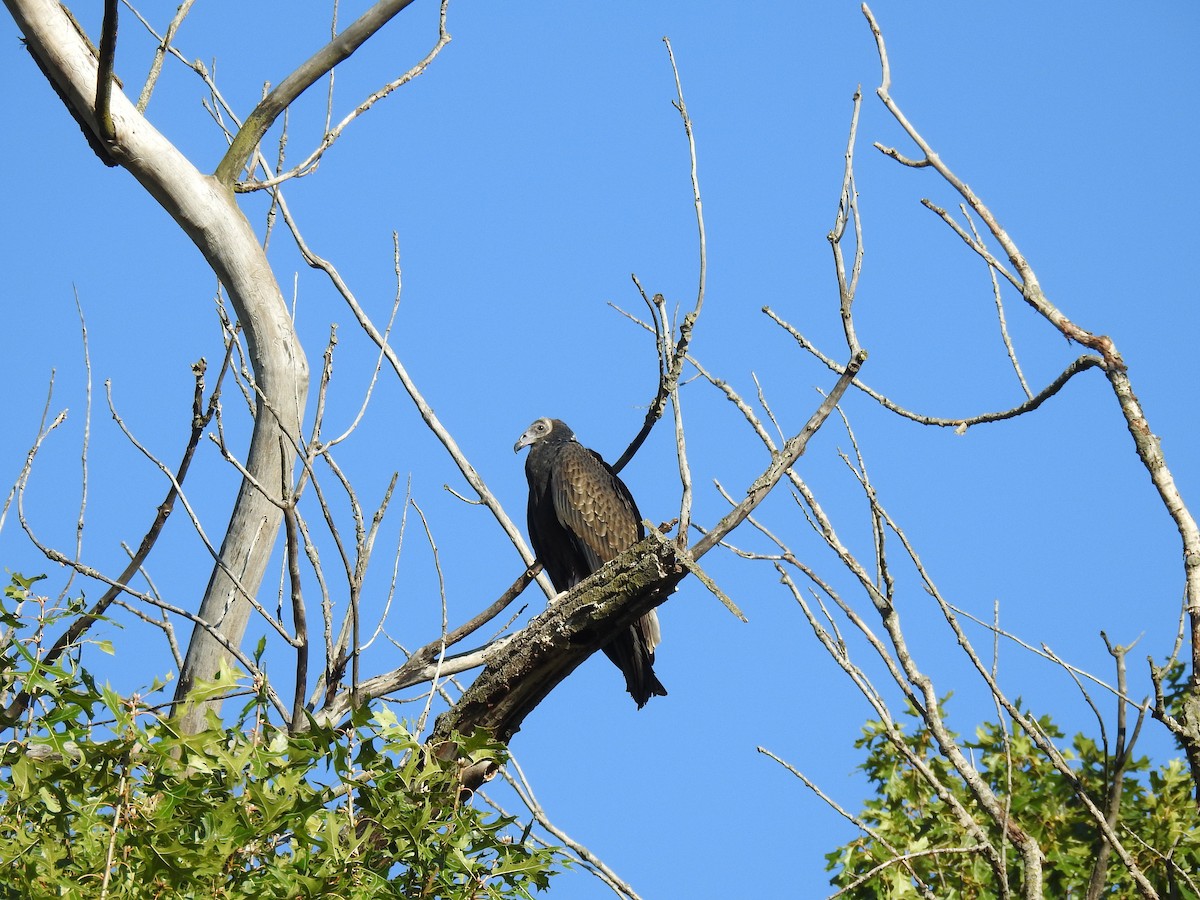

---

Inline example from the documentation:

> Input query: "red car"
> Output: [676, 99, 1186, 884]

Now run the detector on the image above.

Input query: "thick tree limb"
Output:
[95, 0, 116, 142]
[430, 531, 684, 750]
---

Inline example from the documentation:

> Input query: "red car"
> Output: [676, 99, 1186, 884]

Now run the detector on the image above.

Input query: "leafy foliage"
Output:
[826, 695, 1200, 898]
[0, 575, 559, 898]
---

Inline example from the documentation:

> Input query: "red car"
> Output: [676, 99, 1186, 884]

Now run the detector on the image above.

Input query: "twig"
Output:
[112, 590, 181, 669]
[764, 305, 1104, 430]
[664, 37, 706, 324]
[96, 0, 118, 143]
[503, 755, 644, 900]
[962, 206, 1032, 398]
[611, 41, 707, 481]
[64, 288, 93, 601]
[691, 348, 867, 559]
[98, 764, 126, 898]
[283, 500, 308, 729]
[828, 85, 864, 356]
[410, 499, 449, 734]
[131, 0, 196, 112]
[650, 525, 745, 621]
[324, 234, 404, 449]
[662, 37, 704, 544]
[989, 598, 1015, 880]
[759, 746, 941, 899]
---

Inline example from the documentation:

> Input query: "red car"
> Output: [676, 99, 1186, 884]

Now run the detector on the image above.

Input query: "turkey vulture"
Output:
[514, 417, 667, 708]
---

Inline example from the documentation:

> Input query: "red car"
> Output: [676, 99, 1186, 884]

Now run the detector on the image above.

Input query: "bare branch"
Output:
[613, 42, 706, 481]
[2, 359, 221, 727]
[283, 501, 308, 730]
[760, 746, 942, 899]
[237, 2, 452, 192]
[691, 349, 867, 559]
[130, 0, 197, 112]
[409, 498, 449, 734]
[216, 0, 429, 184]
[862, 0, 1200, 793]
[95, 0, 117, 143]
[764, 305, 1104, 430]
[502, 756, 644, 900]
[661, 38, 704, 543]
[828, 85, 864, 356]
[65, 288, 93, 600]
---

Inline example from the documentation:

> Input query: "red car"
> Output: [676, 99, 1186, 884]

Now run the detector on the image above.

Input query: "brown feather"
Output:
[551, 443, 641, 572]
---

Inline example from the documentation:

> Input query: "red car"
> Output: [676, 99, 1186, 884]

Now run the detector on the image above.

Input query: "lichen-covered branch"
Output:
[429, 532, 684, 754]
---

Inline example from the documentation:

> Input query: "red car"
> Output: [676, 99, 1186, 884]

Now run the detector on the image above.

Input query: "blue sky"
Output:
[4, 2, 1199, 896]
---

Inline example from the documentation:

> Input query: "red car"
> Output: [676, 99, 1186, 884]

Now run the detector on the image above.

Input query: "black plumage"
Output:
[514, 417, 667, 708]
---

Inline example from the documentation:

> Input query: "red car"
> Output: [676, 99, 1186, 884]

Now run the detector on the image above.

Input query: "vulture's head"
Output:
[514, 417, 574, 453]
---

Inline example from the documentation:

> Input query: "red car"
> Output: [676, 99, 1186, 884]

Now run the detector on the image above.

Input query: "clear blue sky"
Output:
[4, 2, 1199, 896]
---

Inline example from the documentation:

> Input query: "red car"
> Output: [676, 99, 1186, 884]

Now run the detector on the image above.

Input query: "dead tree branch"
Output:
[2, 359, 222, 728]
[423, 353, 862, 773]
[862, 0, 1200, 797]
[429, 531, 684, 750]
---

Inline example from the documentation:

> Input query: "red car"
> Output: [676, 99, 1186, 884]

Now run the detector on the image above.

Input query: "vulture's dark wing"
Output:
[549, 443, 665, 707]
[550, 443, 644, 574]
[525, 445, 586, 594]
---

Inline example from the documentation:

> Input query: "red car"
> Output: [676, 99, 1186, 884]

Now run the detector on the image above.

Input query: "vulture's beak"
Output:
[514, 430, 535, 453]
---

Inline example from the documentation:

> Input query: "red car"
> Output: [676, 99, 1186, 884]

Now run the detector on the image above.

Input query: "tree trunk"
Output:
[7, 0, 309, 733]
